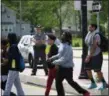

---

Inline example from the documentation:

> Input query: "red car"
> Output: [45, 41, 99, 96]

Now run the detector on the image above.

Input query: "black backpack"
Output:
[95, 33, 108, 52]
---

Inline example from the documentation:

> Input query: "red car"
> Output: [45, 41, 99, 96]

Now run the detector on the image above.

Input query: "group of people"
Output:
[1, 33, 25, 96]
[1, 24, 108, 96]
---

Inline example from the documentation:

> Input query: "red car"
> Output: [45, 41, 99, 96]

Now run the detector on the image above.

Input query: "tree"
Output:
[2, 0, 75, 30]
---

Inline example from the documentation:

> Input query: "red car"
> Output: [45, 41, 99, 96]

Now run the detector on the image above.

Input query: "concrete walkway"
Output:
[20, 57, 108, 95]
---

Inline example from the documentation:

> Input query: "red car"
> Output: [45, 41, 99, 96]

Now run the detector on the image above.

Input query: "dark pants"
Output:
[32, 45, 48, 75]
[56, 66, 87, 96]
[1, 81, 16, 96]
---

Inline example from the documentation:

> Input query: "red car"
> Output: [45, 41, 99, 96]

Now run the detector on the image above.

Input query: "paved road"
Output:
[24, 57, 108, 82]
[11, 83, 73, 95]
[1, 83, 73, 95]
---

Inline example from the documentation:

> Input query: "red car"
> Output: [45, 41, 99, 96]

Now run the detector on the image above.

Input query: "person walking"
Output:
[31, 25, 48, 75]
[85, 24, 108, 90]
[3, 33, 25, 96]
[1, 39, 16, 96]
[45, 34, 58, 96]
[48, 32, 90, 96]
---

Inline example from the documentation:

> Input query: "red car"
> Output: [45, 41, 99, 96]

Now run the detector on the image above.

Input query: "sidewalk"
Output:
[20, 58, 108, 95]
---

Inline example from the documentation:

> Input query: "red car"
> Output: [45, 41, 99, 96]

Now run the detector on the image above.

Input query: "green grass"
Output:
[72, 37, 82, 47]
[103, 52, 108, 55]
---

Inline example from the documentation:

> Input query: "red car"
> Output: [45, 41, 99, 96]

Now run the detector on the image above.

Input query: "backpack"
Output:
[11, 44, 25, 72]
[19, 53, 25, 72]
[95, 33, 108, 52]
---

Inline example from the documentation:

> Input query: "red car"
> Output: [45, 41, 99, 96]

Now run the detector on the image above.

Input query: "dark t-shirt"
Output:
[47, 44, 58, 69]
[1, 49, 9, 75]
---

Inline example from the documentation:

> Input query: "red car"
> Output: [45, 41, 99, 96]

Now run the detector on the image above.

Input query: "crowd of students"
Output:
[1, 24, 108, 96]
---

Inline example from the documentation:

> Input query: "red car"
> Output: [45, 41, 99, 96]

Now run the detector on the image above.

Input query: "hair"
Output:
[90, 24, 97, 30]
[1, 39, 8, 46]
[61, 32, 72, 45]
[8, 33, 18, 45]
[48, 34, 56, 41]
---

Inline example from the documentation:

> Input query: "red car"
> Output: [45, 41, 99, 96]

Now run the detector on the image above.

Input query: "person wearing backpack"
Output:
[1, 39, 16, 96]
[3, 33, 25, 96]
[85, 24, 108, 90]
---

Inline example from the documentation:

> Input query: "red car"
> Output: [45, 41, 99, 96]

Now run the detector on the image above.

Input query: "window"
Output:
[9, 29, 12, 32]
[21, 38, 25, 44]
[5, 28, 7, 32]
[7, 15, 10, 18]
[24, 38, 29, 45]
[2, 28, 3, 32]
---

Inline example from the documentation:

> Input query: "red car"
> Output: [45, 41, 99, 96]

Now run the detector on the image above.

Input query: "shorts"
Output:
[85, 52, 103, 72]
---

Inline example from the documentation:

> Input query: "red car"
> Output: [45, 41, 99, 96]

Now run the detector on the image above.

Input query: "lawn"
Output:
[72, 37, 82, 47]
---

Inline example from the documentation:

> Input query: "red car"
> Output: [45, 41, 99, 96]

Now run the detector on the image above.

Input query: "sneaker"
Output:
[98, 83, 107, 90]
[83, 92, 90, 96]
[88, 83, 97, 89]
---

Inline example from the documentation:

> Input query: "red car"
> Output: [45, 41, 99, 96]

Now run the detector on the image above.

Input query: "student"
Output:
[45, 34, 58, 96]
[1, 39, 16, 96]
[3, 33, 25, 96]
[49, 32, 90, 96]
[85, 24, 109, 90]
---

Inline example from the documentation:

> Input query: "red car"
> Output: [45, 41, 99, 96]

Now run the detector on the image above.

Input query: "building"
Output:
[1, 3, 31, 39]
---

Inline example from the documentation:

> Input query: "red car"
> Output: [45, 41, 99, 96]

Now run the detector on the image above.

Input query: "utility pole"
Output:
[19, 0, 22, 37]
[108, 0, 109, 67]
[13, 0, 22, 37]
[59, 0, 62, 36]
[79, 0, 88, 79]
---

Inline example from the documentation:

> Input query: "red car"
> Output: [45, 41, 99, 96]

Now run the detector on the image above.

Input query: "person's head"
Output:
[1, 39, 8, 50]
[61, 32, 72, 45]
[89, 24, 97, 32]
[35, 25, 42, 33]
[47, 34, 56, 45]
[7, 33, 18, 45]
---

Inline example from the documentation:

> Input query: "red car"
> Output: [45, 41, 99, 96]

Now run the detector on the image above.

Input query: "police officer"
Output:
[31, 25, 48, 76]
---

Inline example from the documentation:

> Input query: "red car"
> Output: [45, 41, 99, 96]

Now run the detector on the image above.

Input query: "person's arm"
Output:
[52, 48, 70, 65]
[41, 34, 46, 44]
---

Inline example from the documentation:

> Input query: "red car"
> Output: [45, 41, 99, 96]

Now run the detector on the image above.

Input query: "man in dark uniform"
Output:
[31, 25, 48, 75]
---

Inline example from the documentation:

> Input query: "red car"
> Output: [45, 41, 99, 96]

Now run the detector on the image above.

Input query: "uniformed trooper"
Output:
[31, 25, 48, 76]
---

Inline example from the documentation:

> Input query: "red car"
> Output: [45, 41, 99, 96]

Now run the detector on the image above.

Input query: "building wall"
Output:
[1, 4, 16, 38]
[1, 4, 31, 38]
[16, 23, 31, 36]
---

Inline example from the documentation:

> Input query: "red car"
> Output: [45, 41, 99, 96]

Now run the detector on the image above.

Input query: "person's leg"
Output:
[32, 46, 39, 75]
[55, 67, 65, 96]
[96, 71, 108, 90]
[45, 69, 54, 96]
[1, 80, 16, 96]
[86, 70, 97, 89]
[65, 68, 89, 95]
[3, 71, 16, 96]
[85, 59, 97, 89]
[94, 53, 108, 90]
[1, 81, 6, 90]
[40, 50, 48, 75]
[14, 72, 25, 95]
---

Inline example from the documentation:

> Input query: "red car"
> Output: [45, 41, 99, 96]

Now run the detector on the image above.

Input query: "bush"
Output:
[72, 37, 82, 47]
[74, 42, 80, 47]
